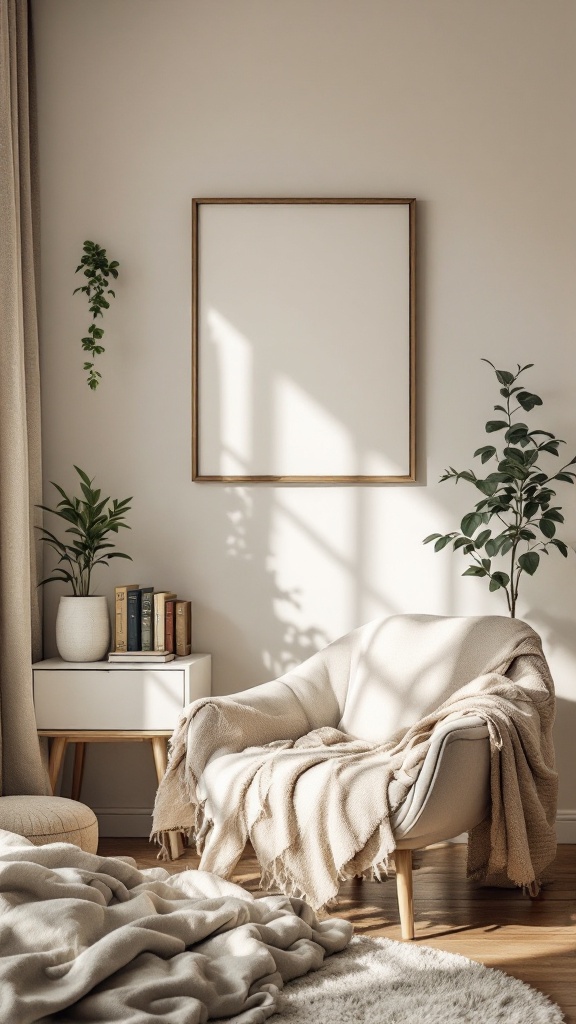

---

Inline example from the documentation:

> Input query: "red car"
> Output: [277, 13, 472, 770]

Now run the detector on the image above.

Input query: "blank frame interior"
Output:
[192, 199, 416, 483]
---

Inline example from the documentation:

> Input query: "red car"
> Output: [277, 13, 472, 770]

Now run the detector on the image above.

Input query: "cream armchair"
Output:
[156, 614, 555, 940]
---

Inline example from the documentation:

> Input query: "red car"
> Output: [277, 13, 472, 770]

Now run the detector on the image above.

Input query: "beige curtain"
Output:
[0, 0, 48, 795]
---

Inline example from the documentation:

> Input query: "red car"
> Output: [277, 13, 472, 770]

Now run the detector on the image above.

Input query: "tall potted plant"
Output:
[423, 360, 576, 617]
[38, 467, 132, 661]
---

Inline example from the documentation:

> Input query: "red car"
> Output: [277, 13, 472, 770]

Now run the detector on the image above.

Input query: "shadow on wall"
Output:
[222, 486, 331, 678]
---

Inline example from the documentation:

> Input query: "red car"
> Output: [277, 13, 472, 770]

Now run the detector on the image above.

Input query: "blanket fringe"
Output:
[150, 828, 194, 861]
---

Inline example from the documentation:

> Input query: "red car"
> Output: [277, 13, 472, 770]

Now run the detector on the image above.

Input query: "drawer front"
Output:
[34, 669, 185, 730]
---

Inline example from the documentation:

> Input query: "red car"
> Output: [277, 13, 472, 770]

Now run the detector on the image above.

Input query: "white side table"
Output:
[32, 654, 211, 857]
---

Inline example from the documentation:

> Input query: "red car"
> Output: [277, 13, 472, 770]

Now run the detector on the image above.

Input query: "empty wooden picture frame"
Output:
[192, 198, 416, 483]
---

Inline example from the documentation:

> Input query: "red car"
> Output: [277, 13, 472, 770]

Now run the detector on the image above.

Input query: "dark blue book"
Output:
[127, 588, 142, 651]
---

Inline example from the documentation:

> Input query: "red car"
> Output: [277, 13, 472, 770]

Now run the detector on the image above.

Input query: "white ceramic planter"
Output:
[55, 596, 111, 662]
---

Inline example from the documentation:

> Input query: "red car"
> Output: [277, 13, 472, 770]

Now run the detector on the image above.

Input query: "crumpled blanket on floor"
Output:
[0, 829, 351, 1024]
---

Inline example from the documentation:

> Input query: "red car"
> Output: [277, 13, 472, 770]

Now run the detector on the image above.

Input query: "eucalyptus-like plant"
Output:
[423, 360, 576, 617]
[74, 240, 119, 390]
[38, 466, 132, 596]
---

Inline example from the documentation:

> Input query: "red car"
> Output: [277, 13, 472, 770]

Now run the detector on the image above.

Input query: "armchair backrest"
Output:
[336, 614, 536, 742]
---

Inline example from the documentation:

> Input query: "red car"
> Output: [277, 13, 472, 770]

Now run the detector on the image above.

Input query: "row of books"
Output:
[111, 585, 192, 663]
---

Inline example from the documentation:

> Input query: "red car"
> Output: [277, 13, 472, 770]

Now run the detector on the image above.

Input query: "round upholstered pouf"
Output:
[0, 796, 98, 853]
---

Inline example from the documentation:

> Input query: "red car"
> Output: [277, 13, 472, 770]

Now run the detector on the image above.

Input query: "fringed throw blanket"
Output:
[0, 829, 351, 1023]
[152, 615, 557, 911]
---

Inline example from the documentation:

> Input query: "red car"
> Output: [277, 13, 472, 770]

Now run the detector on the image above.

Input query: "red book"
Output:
[165, 599, 176, 654]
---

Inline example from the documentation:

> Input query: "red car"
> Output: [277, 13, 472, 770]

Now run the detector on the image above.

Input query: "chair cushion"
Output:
[0, 796, 98, 853]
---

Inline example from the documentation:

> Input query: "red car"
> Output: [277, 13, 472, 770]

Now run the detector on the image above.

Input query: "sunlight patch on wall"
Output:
[206, 308, 253, 475]
[272, 375, 356, 477]
[363, 447, 409, 479]
[267, 492, 358, 659]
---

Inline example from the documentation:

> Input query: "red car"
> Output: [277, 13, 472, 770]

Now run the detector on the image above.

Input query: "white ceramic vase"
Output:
[55, 595, 111, 662]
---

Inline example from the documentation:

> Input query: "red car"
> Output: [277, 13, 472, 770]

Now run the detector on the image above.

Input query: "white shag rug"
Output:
[278, 936, 564, 1024]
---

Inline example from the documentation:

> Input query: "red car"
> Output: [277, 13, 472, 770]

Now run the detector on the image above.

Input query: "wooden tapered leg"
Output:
[71, 742, 86, 801]
[150, 736, 184, 860]
[48, 737, 68, 794]
[394, 848, 415, 940]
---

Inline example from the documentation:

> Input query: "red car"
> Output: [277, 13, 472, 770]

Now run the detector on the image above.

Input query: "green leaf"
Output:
[461, 512, 482, 537]
[556, 472, 575, 484]
[492, 571, 510, 587]
[550, 538, 568, 557]
[518, 551, 540, 576]
[505, 423, 529, 444]
[453, 536, 471, 550]
[486, 420, 508, 433]
[434, 535, 453, 552]
[495, 370, 515, 385]
[74, 467, 93, 487]
[462, 566, 487, 577]
[540, 442, 560, 455]
[516, 390, 543, 411]
[542, 508, 564, 523]
[475, 478, 499, 496]
[474, 445, 497, 464]
[423, 534, 442, 544]
[489, 577, 502, 591]
[475, 529, 491, 548]
[539, 518, 556, 538]
[38, 573, 76, 587]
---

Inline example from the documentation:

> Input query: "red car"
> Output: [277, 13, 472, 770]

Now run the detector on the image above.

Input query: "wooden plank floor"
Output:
[99, 838, 576, 1022]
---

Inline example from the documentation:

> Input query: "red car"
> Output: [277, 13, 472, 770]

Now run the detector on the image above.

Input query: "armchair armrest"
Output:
[393, 715, 491, 847]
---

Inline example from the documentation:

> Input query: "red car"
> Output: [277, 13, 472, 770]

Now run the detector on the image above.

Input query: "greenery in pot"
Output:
[423, 360, 576, 617]
[37, 466, 132, 596]
[73, 240, 120, 390]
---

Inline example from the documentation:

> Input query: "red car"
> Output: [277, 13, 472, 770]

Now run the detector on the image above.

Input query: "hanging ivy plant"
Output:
[73, 240, 120, 390]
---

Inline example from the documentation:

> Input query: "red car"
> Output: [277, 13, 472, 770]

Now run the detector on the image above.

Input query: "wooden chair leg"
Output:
[71, 742, 86, 801]
[150, 736, 184, 860]
[394, 848, 415, 940]
[48, 737, 68, 794]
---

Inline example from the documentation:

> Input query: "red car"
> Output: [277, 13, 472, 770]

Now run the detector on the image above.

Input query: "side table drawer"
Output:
[33, 669, 185, 730]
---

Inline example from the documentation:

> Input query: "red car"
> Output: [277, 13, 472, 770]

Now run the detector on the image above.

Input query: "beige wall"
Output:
[32, 0, 576, 837]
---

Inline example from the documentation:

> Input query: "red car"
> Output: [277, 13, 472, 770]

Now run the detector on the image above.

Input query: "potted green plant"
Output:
[73, 240, 119, 390]
[423, 360, 576, 617]
[38, 466, 132, 661]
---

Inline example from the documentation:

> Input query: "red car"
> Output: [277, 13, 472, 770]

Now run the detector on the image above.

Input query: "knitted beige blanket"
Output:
[152, 616, 557, 911]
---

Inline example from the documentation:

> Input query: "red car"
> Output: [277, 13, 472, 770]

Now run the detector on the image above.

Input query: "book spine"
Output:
[154, 593, 176, 651]
[141, 588, 154, 651]
[114, 585, 139, 652]
[165, 600, 176, 654]
[175, 600, 192, 657]
[154, 594, 166, 651]
[115, 588, 128, 652]
[127, 589, 142, 651]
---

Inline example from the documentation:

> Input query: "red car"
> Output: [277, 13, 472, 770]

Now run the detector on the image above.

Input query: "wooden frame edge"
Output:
[191, 197, 417, 484]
